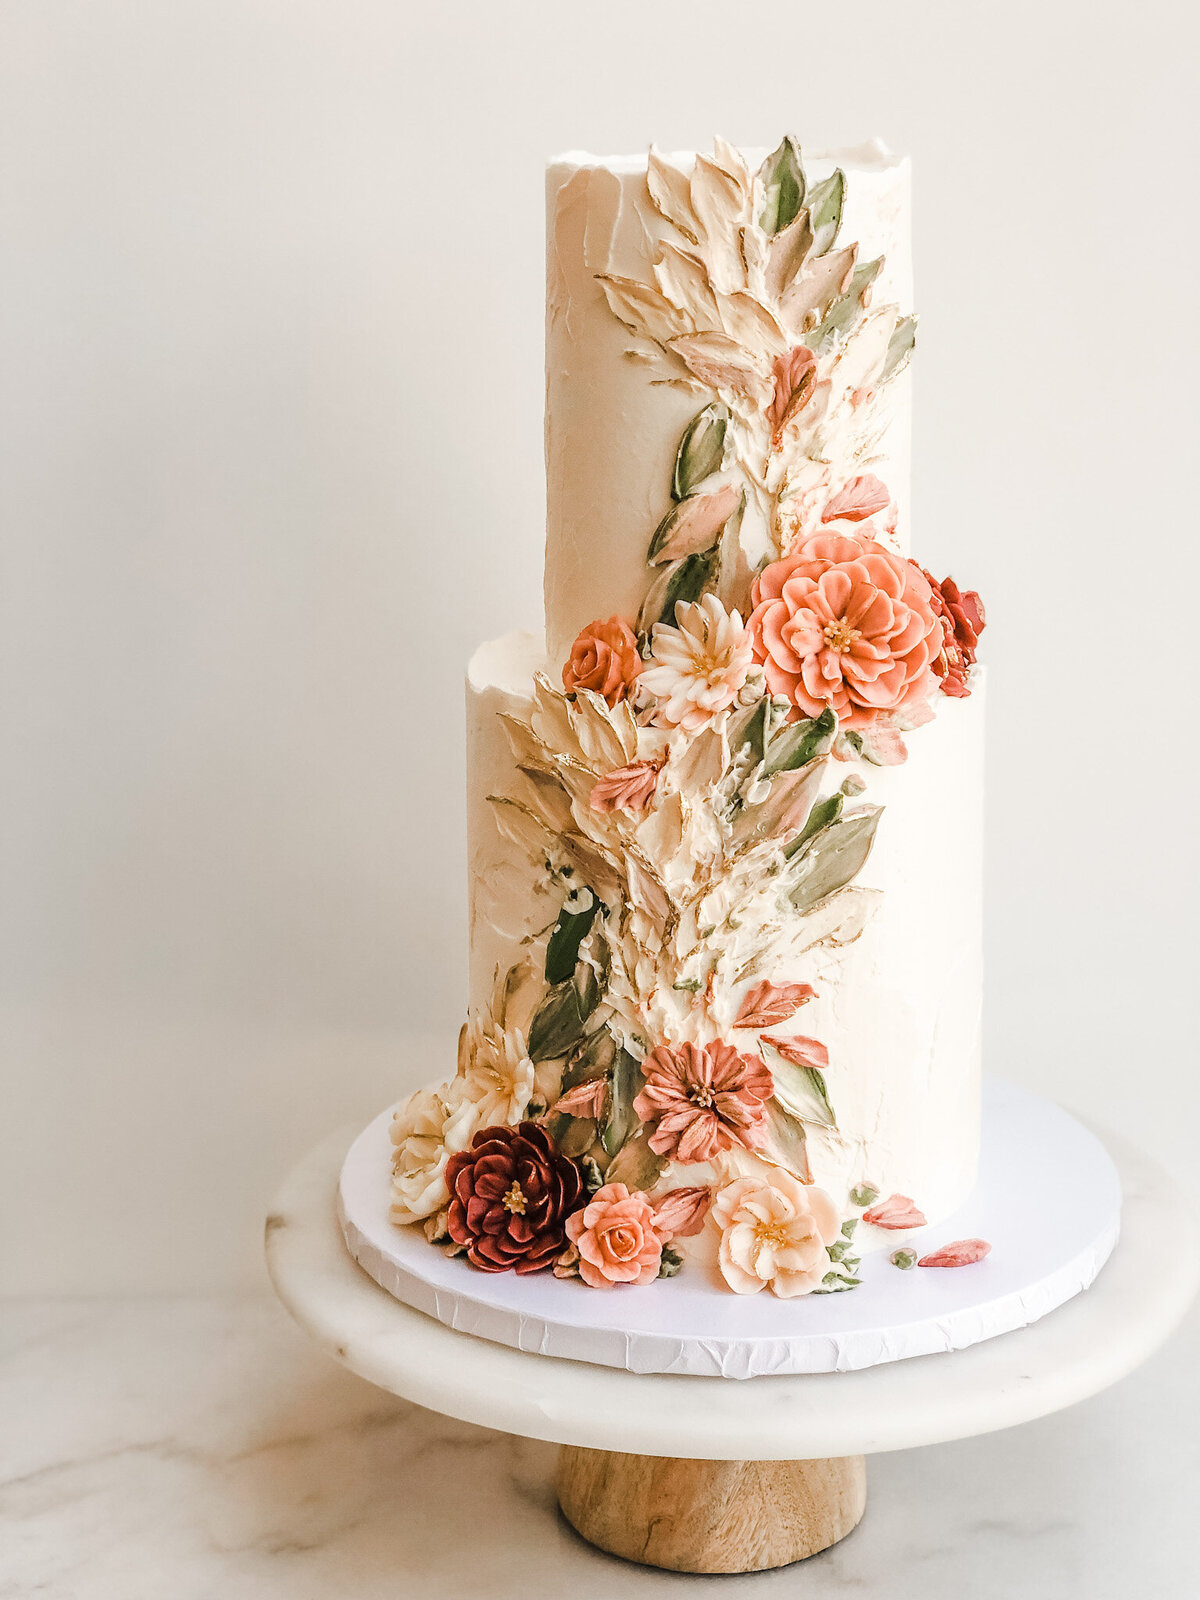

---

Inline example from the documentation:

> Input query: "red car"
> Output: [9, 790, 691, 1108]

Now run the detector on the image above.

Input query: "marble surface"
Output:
[2, 1292, 1199, 1599]
[269, 1115, 1196, 1457]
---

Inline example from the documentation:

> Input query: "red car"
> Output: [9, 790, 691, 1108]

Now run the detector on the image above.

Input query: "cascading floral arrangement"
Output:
[388, 138, 988, 1296]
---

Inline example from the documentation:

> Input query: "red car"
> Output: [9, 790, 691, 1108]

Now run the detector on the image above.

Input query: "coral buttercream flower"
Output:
[748, 532, 941, 729]
[562, 615, 642, 706]
[389, 1082, 475, 1226]
[711, 1171, 841, 1298]
[638, 595, 756, 732]
[590, 759, 660, 814]
[922, 571, 986, 698]
[445, 1121, 583, 1273]
[565, 1182, 664, 1287]
[634, 1040, 773, 1163]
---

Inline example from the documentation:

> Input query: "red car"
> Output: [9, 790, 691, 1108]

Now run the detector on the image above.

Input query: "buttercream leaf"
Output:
[864, 1193, 928, 1230]
[758, 1101, 813, 1183]
[731, 759, 826, 849]
[597, 273, 686, 342]
[806, 169, 845, 255]
[822, 473, 891, 524]
[646, 146, 700, 244]
[790, 792, 843, 854]
[763, 208, 814, 304]
[489, 795, 554, 857]
[767, 1051, 836, 1128]
[515, 763, 575, 833]
[808, 258, 884, 351]
[654, 243, 719, 321]
[690, 153, 747, 242]
[881, 314, 917, 382]
[779, 244, 858, 336]
[667, 332, 770, 402]
[919, 1238, 991, 1267]
[788, 806, 882, 912]
[647, 482, 741, 564]
[545, 891, 601, 985]
[637, 548, 720, 633]
[602, 1048, 642, 1156]
[767, 344, 819, 441]
[605, 1128, 668, 1192]
[771, 1034, 830, 1072]
[672, 403, 729, 499]
[528, 968, 600, 1062]
[715, 289, 787, 356]
[648, 1184, 711, 1238]
[710, 136, 751, 195]
[756, 136, 806, 235]
[762, 707, 838, 776]
[551, 1077, 608, 1119]
[735, 979, 818, 1029]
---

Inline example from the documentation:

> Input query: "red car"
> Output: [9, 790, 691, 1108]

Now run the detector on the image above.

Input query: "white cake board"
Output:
[336, 1076, 1120, 1379]
[265, 1100, 1196, 1461]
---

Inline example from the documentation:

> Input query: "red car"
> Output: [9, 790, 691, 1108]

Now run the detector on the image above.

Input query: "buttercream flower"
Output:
[456, 1017, 536, 1129]
[565, 1182, 664, 1287]
[445, 1121, 583, 1273]
[562, 615, 642, 707]
[590, 759, 660, 814]
[711, 1171, 841, 1298]
[634, 1040, 773, 1163]
[748, 532, 941, 729]
[922, 570, 986, 698]
[638, 595, 756, 732]
[389, 1083, 475, 1226]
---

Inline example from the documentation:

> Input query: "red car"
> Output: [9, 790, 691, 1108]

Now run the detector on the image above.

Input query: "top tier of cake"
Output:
[544, 140, 913, 662]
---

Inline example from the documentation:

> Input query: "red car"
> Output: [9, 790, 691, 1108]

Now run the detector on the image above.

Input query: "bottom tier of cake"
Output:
[465, 632, 985, 1234]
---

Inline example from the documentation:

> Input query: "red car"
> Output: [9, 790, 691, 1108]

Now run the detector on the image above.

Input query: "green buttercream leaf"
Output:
[788, 806, 882, 913]
[637, 547, 720, 637]
[658, 1244, 685, 1278]
[762, 707, 837, 776]
[785, 792, 843, 858]
[605, 1128, 667, 1192]
[602, 1048, 642, 1156]
[672, 403, 729, 500]
[544, 892, 600, 986]
[806, 170, 845, 255]
[882, 314, 917, 382]
[528, 966, 601, 1061]
[807, 258, 884, 352]
[756, 136, 807, 235]
[765, 1047, 837, 1129]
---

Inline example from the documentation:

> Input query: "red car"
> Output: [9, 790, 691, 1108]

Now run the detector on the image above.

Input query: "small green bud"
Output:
[850, 1183, 879, 1208]
[890, 1248, 918, 1270]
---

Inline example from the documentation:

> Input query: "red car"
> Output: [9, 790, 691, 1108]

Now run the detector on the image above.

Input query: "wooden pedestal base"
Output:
[556, 1445, 867, 1573]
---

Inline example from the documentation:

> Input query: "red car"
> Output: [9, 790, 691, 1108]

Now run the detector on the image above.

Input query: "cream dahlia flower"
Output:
[639, 594, 756, 732]
[389, 1083, 475, 1226]
[456, 1017, 537, 1129]
[711, 1170, 841, 1298]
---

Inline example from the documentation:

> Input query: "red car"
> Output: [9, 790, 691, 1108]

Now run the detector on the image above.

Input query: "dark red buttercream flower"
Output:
[445, 1121, 584, 1274]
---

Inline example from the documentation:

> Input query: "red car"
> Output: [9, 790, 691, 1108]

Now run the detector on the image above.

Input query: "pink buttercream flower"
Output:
[748, 531, 942, 729]
[634, 1040, 773, 1164]
[562, 615, 643, 707]
[565, 1182, 663, 1287]
[922, 570, 986, 699]
[589, 759, 660, 814]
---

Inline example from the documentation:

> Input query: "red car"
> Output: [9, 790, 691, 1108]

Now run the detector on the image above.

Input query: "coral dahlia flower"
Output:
[634, 1040, 773, 1164]
[748, 532, 941, 728]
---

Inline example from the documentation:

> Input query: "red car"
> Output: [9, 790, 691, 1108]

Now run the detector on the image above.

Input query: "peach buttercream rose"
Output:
[562, 615, 642, 707]
[564, 1182, 663, 1287]
[748, 531, 941, 729]
[711, 1171, 841, 1298]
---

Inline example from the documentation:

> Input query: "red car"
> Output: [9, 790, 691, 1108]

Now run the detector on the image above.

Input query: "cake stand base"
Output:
[556, 1446, 866, 1572]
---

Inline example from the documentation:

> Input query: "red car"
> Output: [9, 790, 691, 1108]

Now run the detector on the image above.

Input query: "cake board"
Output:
[265, 1089, 1198, 1574]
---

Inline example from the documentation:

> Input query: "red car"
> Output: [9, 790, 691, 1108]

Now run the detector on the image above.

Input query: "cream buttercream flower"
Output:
[389, 1083, 475, 1226]
[711, 1170, 841, 1298]
[639, 595, 756, 732]
[456, 1016, 537, 1128]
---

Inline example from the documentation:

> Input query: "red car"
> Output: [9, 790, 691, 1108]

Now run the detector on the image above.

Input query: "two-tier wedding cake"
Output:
[388, 137, 988, 1298]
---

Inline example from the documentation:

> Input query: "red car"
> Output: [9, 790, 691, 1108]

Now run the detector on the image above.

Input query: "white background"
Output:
[2, 0, 1196, 1294]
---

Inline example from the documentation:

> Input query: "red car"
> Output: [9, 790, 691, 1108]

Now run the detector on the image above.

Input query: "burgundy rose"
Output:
[922, 570, 986, 698]
[445, 1121, 583, 1274]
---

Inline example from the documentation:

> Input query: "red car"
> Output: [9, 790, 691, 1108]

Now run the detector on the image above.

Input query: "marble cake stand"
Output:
[265, 1106, 1198, 1574]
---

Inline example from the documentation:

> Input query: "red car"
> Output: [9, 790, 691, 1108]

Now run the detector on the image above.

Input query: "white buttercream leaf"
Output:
[667, 331, 771, 403]
[715, 289, 787, 356]
[653, 242, 719, 322]
[646, 146, 700, 244]
[779, 244, 858, 337]
[596, 273, 686, 342]
[763, 209, 814, 304]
